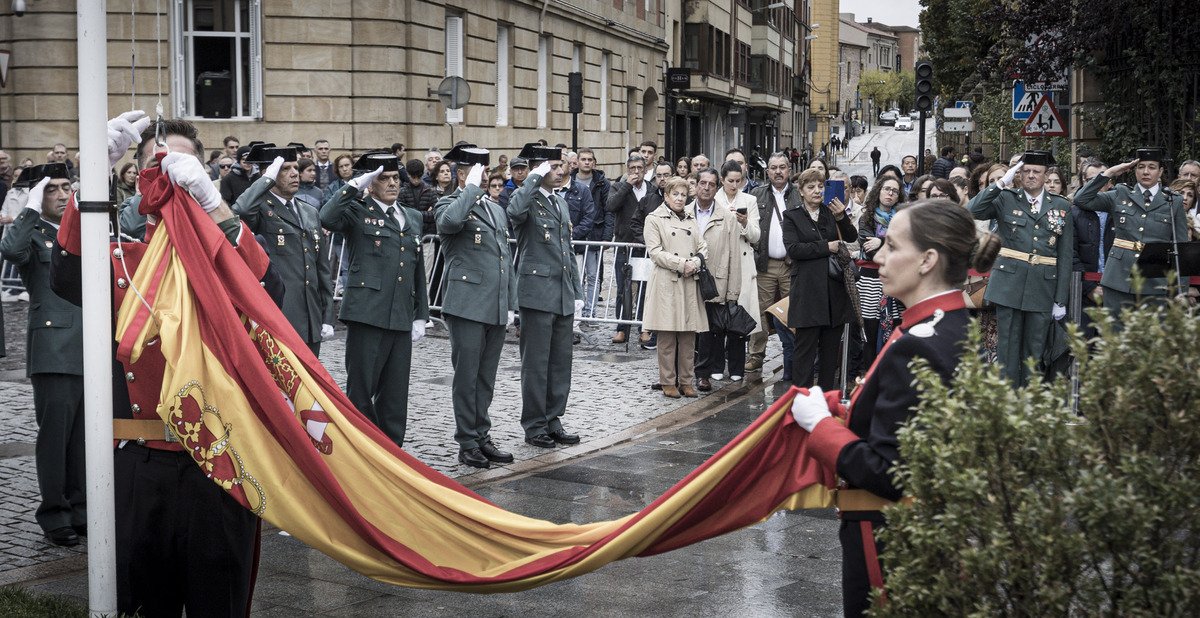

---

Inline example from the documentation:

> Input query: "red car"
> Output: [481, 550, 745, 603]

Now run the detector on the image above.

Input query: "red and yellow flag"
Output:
[115, 171, 836, 592]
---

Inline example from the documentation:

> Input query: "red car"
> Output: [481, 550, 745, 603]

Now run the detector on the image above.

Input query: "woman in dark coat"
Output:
[791, 199, 1002, 616]
[781, 167, 858, 390]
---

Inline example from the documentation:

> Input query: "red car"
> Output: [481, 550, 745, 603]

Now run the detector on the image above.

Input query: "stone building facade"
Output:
[0, 0, 669, 176]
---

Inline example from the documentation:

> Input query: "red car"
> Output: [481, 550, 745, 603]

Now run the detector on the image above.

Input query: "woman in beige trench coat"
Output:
[643, 176, 709, 398]
[714, 161, 762, 377]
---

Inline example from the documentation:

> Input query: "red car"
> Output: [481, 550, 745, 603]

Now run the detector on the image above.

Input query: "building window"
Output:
[171, 0, 262, 119]
[537, 36, 550, 128]
[600, 52, 609, 131]
[445, 14, 465, 125]
[735, 42, 751, 85]
[496, 25, 511, 127]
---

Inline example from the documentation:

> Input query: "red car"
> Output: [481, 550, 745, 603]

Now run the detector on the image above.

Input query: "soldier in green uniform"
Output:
[319, 154, 429, 447]
[0, 163, 85, 546]
[969, 151, 1073, 386]
[507, 144, 584, 448]
[232, 144, 334, 356]
[1072, 147, 1190, 312]
[435, 147, 517, 468]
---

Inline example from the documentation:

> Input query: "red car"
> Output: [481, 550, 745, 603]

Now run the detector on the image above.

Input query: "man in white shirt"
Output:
[747, 153, 801, 373]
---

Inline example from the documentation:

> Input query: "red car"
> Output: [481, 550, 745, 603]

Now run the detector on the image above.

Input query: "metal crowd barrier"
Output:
[325, 233, 652, 334]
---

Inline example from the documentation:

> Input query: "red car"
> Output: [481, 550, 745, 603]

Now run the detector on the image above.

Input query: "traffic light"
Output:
[568, 72, 584, 114]
[915, 61, 934, 112]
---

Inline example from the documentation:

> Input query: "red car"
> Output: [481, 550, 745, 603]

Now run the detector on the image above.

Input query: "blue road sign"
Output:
[1012, 81, 1040, 120]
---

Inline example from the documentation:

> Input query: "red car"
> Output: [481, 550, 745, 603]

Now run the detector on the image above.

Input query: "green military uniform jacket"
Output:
[319, 185, 429, 330]
[0, 208, 81, 376]
[507, 173, 583, 315]
[435, 185, 517, 325]
[233, 177, 333, 343]
[1072, 176, 1190, 294]
[970, 184, 1073, 310]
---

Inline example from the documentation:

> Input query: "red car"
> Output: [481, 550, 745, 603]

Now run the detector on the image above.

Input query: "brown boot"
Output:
[661, 384, 681, 398]
[680, 384, 699, 397]
[612, 331, 627, 344]
[638, 332, 652, 343]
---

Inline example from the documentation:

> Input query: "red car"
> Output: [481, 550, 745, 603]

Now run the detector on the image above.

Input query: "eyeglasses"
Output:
[929, 191, 949, 198]
[881, 187, 900, 195]
[655, 172, 671, 178]
[488, 182, 504, 188]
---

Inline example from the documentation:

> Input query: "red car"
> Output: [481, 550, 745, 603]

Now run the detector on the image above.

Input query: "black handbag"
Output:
[724, 301, 758, 338]
[696, 254, 719, 301]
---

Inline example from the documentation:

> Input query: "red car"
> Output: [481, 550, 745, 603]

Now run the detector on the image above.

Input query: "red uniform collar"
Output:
[900, 290, 965, 329]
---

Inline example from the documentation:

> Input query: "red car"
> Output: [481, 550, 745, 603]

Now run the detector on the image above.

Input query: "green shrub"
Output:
[875, 299, 1200, 616]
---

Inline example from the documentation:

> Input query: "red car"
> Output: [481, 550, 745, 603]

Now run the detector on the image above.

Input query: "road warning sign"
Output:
[1020, 96, 1067, 137]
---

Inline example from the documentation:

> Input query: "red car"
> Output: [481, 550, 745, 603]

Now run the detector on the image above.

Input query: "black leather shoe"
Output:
[479, 442, 514, 463]
[525, 434, 556, 448]
[458, 447, 490, 469]
[548, 429, 580, 444]
[46, 526, 80, 547]
[72, 524, 87, 538]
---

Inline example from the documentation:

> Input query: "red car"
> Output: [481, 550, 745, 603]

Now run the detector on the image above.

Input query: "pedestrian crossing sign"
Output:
[1020, 96, 1068, 137]
[1012, 81, 1040, 120]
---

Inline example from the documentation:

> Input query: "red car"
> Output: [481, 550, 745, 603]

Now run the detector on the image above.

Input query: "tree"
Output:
[886, 70, 916, 113]
[875, 295, 1200, 616]
[918, 0, 997, 97]
[859, 69, 891, 117]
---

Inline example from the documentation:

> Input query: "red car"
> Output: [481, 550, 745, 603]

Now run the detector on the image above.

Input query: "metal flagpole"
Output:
[76, 2, 117, 615]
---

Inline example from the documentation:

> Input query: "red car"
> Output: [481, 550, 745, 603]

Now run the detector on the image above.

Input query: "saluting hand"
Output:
[1104, 158, 1140, 178]
[349, 165, 384, 192]
[531, 161, 553, 178]
[465, 164, 485, 188]
[999, 162, 1024, 188]
[261, 156, 285, 182]
[25, 177, 51, 215]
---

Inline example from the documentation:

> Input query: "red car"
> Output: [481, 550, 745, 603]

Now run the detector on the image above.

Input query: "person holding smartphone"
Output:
[715, 160, 761, 382]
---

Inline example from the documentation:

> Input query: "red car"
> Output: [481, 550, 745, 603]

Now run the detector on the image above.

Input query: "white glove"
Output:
[465, 163, 485, 188]
[531, 161, 553, 178]
[1052, 303, 1066, 321]
[261, 156, 285, 182]
[349, 165, 384, 191]
[999, 162, 1023, 188]
[25, 177, 50, 215]
[161, 152, 222, 212]
[574, 299, 585, 315]
[791, 386, 832, 433]
[507, 311, 515, 327]
[107, 110, 150, 168]
[321, 324, 335, 340]
[411, 320, 426, 342]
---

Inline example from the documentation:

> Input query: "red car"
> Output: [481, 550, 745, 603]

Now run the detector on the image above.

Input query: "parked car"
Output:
[879, 111, 898, 126]
[895, 116, 913, 131]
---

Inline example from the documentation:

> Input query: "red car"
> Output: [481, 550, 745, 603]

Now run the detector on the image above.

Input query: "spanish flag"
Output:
[112, 168, 836, 592]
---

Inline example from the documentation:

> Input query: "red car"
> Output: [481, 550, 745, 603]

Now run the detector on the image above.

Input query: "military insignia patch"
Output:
[1049, 236, 1056, 246]
[277, 235, 286, 246]
[374, 240, 381, 247]
[474, 234, 482, 244]
[268, 210, 274, 217]
[44, 240, 53, 248]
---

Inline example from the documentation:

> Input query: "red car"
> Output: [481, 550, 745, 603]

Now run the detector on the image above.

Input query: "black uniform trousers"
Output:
[115, 444, 257, 618]
[518, 308, 573, 439]
[31, 373, 86, 533]
[446, 314, 506, 449]
[791, 324, 843, 390]
[840, 517, 887, 617]
[695, 303, 746, 378]
[344, 321, 412, 447]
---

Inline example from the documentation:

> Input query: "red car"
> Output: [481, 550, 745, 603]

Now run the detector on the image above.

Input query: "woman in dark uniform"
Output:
[791, 199, 1001, 616]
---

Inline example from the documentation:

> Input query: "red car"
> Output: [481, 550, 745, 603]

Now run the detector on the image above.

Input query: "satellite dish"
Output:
[429, 76, 471, 110]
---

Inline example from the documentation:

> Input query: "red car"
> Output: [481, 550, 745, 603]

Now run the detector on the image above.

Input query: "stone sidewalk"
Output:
[0, 300, 788, 583]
